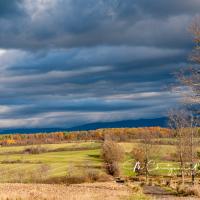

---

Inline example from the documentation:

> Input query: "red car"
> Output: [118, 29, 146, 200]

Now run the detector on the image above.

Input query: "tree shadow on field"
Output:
[76, 164, 102, 169]
[88, 154, 100, 159]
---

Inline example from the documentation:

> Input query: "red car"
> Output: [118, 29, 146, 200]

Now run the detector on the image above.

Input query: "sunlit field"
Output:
[0, 142, 102, 182]
[0, 140, 191, 183]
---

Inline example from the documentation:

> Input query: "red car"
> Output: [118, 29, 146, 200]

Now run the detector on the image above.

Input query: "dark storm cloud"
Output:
[0, 0, 198, 128]
[8, 46, 186, 74]
[130, 0, 200, 17]
[0, 0, 198, 49]
[1, 47, 184, 101]
[0, 0, 24, 18]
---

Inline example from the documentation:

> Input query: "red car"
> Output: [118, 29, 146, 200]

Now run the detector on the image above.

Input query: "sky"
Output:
[0, 0, 199, 128]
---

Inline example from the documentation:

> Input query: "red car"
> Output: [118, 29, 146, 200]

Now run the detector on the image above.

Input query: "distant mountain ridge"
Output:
[68, 117, 168, 131]
[0, 117, 168, 134]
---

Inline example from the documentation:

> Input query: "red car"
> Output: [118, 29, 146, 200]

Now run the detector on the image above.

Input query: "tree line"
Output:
[0, 127, 173, 146]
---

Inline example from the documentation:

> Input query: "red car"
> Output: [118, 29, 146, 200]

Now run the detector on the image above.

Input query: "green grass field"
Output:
[0, 142, 100, 153]
[0, 142, 103, 182]
[0, 140, 196, 183]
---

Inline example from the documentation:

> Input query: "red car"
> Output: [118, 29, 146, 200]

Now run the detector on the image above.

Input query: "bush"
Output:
[190, 186, 200, 197]
[45, 171, 111, 184]
[97, 173, 113, 182]
[176, 185, 200, 197]
[102, 140, 124, 163]
[102, 140, 124, 176]
[84, 169, 101, 182]
[63, 164, 111, 184]
[148, 178, 153, 186]
[104, 161, 120, 177]
[65, 176, 87, 184]
[23, 145, 47, 154]
[1, 159, 31, 164]
[165, 178, 172, 187]
[131, 147, 145, 163]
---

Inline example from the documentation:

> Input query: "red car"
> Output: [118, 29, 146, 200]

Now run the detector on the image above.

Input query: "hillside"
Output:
[0, 117, 168, 134]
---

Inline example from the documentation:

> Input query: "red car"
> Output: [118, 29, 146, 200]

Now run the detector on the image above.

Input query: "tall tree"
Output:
[169, 109, 189, 185]
[131, 130, 157, 182]
[179, 17, 200, 104]
[169, 109, 198, 185]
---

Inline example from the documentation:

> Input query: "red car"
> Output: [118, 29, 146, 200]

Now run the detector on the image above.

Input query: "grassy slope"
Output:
[0, 142, 102, 182]
[0, 142, 99, 153]
[0, 140, 192, 182]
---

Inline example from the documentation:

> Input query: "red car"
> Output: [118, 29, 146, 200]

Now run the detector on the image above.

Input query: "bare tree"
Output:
[172, 18, 200, 185]
[185, 114, 198, 185]
[169, 109, 198, 185]
[132, 130, 157, 182]
[190, 17, 200, 64]
[169, 109, 188, 185]
[178, 17, 200, 104]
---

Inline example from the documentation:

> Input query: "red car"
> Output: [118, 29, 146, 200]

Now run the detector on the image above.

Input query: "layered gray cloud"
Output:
[0, 0, 197, 49]
[0, 0, 198, 128]
[0, 0, 24, 18]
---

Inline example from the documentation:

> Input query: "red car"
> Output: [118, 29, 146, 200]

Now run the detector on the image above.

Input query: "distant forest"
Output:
[0, 127, 197, 146]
